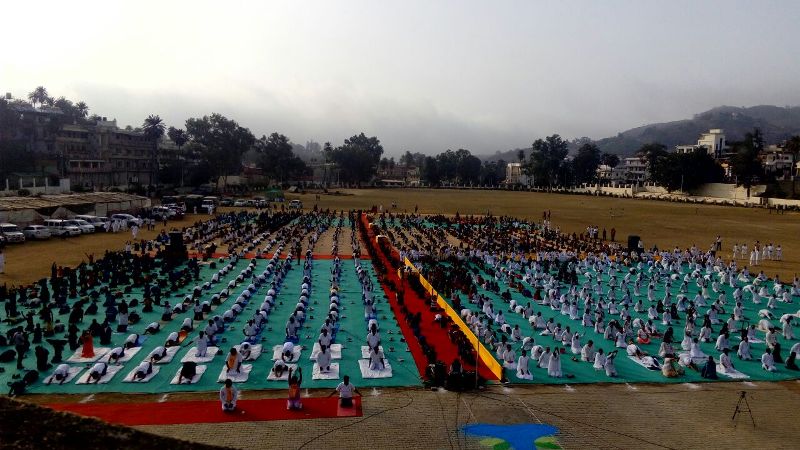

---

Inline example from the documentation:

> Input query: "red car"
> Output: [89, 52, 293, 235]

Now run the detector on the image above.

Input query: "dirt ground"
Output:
[20, 381, 800, 449]
[289, 188, 800, 280]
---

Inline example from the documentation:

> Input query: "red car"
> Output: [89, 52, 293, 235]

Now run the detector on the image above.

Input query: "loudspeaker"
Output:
[627, 235, 640, 252]
[165, 231, 188, 263]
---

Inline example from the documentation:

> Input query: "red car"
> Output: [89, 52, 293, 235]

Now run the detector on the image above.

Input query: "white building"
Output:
[675, 129, 727, 158]
[505, 162, 529, 185]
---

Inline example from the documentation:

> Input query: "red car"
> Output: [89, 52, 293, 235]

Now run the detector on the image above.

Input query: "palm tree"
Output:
[167, 126, 188, 186]
[27, 86, 49, 107]
[142, 115, 166, 189]
[75, 101, 89, 118]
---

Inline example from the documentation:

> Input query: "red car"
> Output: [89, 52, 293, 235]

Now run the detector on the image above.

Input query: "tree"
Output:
[636, 143, 669, 181]
[572, 143, 602, 184]
[601, 152, 620, 168]
[517, 149, 525, 163]
[784, 135, 800, 197]
[525, 134, 569, 187]
[256, 132, 309, 184]
[731, 128, 765, 197]
[650, 151, 724, 192]
[454, 149, 482, 184]
[75, 101, 89, 118]
[185, 113, 255, 188]
[421, 156, 440, 185]
[328, 133, 384, 185]
[142, 115, 166, 188]
[27, 86, 49, 107]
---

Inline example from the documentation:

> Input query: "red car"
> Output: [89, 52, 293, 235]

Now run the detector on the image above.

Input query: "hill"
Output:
[594, 105, 800, 156]
[478, 105, 800, 160]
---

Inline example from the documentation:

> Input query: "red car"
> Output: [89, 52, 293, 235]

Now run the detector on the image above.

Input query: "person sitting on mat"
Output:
[287, 367, 303, 410]
[226, 347, 242, 375]
[239, 342, 253, 361]
[196, 331, 209, 358]
[317, 344, 333, 372]
[107, 346, 126, 365]
[88, 362, 108, 383]
[165, 331, 180, 347]
[150, 346, 168, 362]
[282, 341, 296, 362]
[273, 359, 289, 378]
[132, 360, 154, 381]
[177, 361, 198, 384]
[220, 378, 239, 412]
[368, 346, 385, 371]
[48, 364, 71, 385]
[331, 375, 361, 408]
[701, 355, 718, 379]
[366, 324, 381, 352]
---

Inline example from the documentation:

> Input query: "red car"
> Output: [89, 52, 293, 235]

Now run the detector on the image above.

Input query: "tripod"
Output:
[731, 391, 755, 427]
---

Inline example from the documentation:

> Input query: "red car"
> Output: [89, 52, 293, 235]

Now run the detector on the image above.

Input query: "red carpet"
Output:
[361, 214, 497, 381]
[48, 397, 362, 426]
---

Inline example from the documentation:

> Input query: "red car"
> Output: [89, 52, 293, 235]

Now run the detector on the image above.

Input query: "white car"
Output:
[23, 225, 51, 240]
[44, 219, 82, 237]
[151, 206, 175, 219]
[111, 214, 143, 227]
[64, 219, 96, 234]
[289, 199, 303, 209]
[75, 215, 108, 231]
[0, 223, 26, 243]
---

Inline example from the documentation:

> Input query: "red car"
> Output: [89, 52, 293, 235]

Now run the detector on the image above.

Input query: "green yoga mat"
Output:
[1, 257, 420, 394]
[433, 260, 800, 385]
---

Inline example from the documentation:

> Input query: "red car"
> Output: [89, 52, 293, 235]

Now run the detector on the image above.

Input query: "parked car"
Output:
[64, 219, 96, 234]
[44, 219, 82, 237]
[220, 198, 234, 206]
[110, 214, 142, 227]
[289, 199, 303, 209]
[233, 199, 247, 207]
[23, 224, 51, 240]
[75, 215, 108, 231]
[150, 206, 176, 220]
[0, 223, 26, 243]
[163, 203, 186, 214]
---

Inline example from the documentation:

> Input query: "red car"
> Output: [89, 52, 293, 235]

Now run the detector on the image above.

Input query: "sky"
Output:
[2, 1, 799, 156]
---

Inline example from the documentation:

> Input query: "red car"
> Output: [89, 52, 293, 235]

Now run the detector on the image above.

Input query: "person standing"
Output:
[0, 248, 5, 274]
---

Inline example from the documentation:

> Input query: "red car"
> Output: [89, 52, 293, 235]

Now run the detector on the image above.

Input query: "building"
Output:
[59, 119, 154, 188]
[761, 144, 795, 180]
[504, 162, 529, 185]
[675, 129, 727, 158]
[622, 156, 648, 183]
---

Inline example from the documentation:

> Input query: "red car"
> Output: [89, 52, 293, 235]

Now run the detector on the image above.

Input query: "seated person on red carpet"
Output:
[287, 367, 303, 410]
[331, 375, 361, 407]
[219, 378, 239, 412]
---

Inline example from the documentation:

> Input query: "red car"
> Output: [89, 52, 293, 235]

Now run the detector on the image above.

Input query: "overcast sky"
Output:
[2, 1, 799, 155]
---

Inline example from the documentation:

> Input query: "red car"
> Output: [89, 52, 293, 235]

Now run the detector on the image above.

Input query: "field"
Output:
[291, 188, 799, 276]
[3, 188, 800, 449]
[2, 188, 798, 285]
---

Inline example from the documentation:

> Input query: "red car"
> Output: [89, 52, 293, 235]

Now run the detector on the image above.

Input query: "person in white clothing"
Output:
[48, 364, 72, 385]
[761, 348, 777, 372]
[331, 375, 361, 407]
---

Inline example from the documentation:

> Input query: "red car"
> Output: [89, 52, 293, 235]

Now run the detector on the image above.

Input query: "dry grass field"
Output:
[289, 188, 800, 279]
[1, 188, 797, 286]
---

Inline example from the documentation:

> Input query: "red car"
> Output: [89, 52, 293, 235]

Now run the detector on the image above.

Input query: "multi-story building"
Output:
[761, 144, 795, 180]
[622, 156, 648, 183]
[675, 129, 727, 158]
